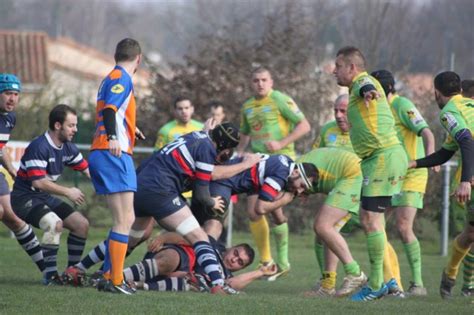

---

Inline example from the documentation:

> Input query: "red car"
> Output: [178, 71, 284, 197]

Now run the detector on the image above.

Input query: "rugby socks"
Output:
[271, 223, 290, 269]
[314, 239, 325, 276]
[367, 231, 385, 290]
[403, 239, 423, 287]
[445, 236, 470, 280]
[194, 241, 224, 287]
[462, 248, 474, 290]
[67, 233, 86, 267]
[76, 240, 106, 271]
[144, 277, 188, 291]
[42, 244, 59, 280]
[384, 239, 403, 290]
[14, 224, 45, 272]
[108, 231, 129, 286]
[321, 271, 337, 289]
[343, 261, 361, 277]
[123, 259, 159, 282]
[249, 216, 272, 263]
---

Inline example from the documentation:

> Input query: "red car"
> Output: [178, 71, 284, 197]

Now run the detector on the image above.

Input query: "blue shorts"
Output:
[89, 150, 137, 194]
[134, 189, 187, 221]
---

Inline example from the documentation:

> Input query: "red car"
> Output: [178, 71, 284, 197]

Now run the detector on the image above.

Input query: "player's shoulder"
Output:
[269, 90, 292, 103]
[321, 120, 338, 132]
[242, 96, 256, 109]
[190, 119, 204, 129]
[159, 120, 178, 133]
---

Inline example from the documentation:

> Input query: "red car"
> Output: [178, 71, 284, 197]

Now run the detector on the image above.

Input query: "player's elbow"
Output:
[299, 119, 311, 134]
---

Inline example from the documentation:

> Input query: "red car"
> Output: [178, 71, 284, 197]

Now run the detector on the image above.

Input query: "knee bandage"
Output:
[129, 228, 146, 239]
[175, 216, 200, 236]
[39, 212, 62, 245]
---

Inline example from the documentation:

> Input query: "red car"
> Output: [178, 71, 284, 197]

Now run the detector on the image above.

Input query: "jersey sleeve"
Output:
[440, 109, 468, 148]
[396, 98, 429, 135]
[102, 74, 132, 112]
[193, 140, 217, 185]
[65, 145, 88, 171]
[239, 106, 250, 135]
[154, 128, 168, 150]
[274, 92, 305, 124]
[352, 75, 377, 99]
[259, 175, 286, 202]
[312, 134, 323, 149]
[19, 143, 49, 181]
[442, 134, 459, 151]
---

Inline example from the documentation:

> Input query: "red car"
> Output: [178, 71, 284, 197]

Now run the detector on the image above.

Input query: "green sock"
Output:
[403, 239, 423, 287]
[271, 223, 289, 269]
[314, 239, 325, 277]
[367, 231, 385, 290]
[462, 249, 474, 289]
[343, 261, 361, 277]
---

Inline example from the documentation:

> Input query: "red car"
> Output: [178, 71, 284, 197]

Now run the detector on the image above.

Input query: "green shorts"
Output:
[325, 176, 362, 215]
[361, 145, 407, 197]
[391, 191, 424, 209]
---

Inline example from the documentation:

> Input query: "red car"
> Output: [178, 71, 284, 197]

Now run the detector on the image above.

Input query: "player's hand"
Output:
[108, 139, 121, 157]
[135, 127, 146, 140]
[431, 165, 441, 173]
[203, 118, 217, 132]
[67, 187, 86, 205]
[453, 181, 471, 204]
[259, 263, 277, 276]
[242, 153, 262, 167]
[7, 167, 16, 179]
[265, 140, 283, 152]
[408, 160, 417, 169]
[212, 196, 226, 214]
[147, 235, 164, 253]
[363, 90, 380, 107]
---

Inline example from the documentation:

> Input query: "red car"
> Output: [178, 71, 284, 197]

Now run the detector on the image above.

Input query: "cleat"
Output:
[99, 280, 136, 295]
[440, 271, 455, 299]
[43, 273, 65, 286]
[185, 273, 210, 293]
[63, 266, 86, 287]
[461, 287, 474, 297]
[267, 264, 290, 282]
[385, 278, 405, 298]
[89, 270, 105, 288]
[210, 284, 240, 295]
[407, 282, 427, 296]
[304, 286, 335, 297]
[350, 283, 388, 301]
[335, 272, 367, 297]
[312, 279, 322, 291]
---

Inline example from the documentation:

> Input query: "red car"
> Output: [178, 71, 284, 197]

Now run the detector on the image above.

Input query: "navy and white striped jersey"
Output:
[137, 131, 216, 193]
[13, 132, 88, 193]
[0, 112, 16, 149]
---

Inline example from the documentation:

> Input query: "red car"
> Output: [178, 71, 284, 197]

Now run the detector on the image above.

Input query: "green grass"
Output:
[0, 227, 472, 314]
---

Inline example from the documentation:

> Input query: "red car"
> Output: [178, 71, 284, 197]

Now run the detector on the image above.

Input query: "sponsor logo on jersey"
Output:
[172, 197, 181, 206]
[441, 112, 458, 132]
[252, 121, 263, 131]
[279, 155, 289, 167]
[328, 134, 337, 143]
[111, 84, 125, 94]
[406, 109, 424, 125]
[363, 176, 369, 186]
[358, 77, 373, 87]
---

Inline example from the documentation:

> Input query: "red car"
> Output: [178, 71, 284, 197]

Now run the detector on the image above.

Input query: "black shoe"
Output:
[99, 280, 136, 295]
[43, 273, 65, 286]
[440, 271, 455, 299]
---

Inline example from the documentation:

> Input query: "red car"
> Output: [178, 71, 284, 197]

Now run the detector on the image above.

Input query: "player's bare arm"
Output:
[212, 153, 262, 180]
[265, 118, 310, 152]
[32, 179, 85, 205]
[255, 192, 295, 215]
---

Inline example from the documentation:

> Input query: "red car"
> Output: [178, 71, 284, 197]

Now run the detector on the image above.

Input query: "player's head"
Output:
[286, 163, 318, 196]
[371, 69, 396, 96]
[333, 94, 349, 132]
[251, 67, 273, 98]
[49, 104, 78, 143]
[461, 79, 474, 99]
[0, 73, 21, 113]
[114, 38, 142, 70]
[434, 71, 461, 109]
[207, 100, 226, 125]
[173, 96, 194, 124]
[334, 46, 366, 87]
[210, 122, 240, 161]
[223, 243, 255, 271]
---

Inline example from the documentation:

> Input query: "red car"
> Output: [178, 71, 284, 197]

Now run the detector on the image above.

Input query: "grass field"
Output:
[0, 226, 472, 314]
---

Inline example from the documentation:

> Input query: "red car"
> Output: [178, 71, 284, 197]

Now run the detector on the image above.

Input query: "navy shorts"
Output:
[89, 150, 137, 194]
[0, 173, 10, 196]
[143, 243, 194, 274]
[134, 189, 187, 221]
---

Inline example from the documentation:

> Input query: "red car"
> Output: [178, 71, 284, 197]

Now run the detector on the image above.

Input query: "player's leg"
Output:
[247, 194, 273, 266]
[61, 209, 89, 267]
[124, 247, 180, 282]
[462, 245, 474, 296]
[141, 277, 189, 292]
[269, 207, 290, 280]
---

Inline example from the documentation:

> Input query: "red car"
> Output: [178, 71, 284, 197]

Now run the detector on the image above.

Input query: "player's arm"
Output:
[236, 107, 251, 155]
[226, 265, 277, 290]
[411, 147, 455, 169]
[0, 146, 17, 178]
[273, 118, 311, 150]
[236, 133, 251, 156]
[32, 179, 85, 205]
[147, 232, 188, 252]
[255, 192, 295, 215]
[419, 128, 439, 172]
[212, 153, 262, 180]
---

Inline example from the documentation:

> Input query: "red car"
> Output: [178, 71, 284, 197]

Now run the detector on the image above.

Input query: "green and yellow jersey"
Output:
[154, 119, 204, 150]
[440, 94, 474, 153]
[348, 72, 400, 159]
[390, 95, 428, 193]
[312, 120, 353, 152]
[240, 89, 305, 159]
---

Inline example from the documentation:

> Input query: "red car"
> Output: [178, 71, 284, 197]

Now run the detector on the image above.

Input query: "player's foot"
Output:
[304, 286, 335, 297]
[88, 270, 105, 288]
[43, 273, 65, 286]
[335, 272, 367, 297]
[62, 266, 86, 287]
[185, 273, 210, 292]
[210, 284, 240, 295]
[99, 280, 136, 295]
[267, 264, 290, 282]
[312, 278, 322, 291]
[406, 282, 427, 296]
[385, 278, 405, 298]
[439, 271, 455, 299]
[350, 283, 388, 301]
[461, 286, 474, 297]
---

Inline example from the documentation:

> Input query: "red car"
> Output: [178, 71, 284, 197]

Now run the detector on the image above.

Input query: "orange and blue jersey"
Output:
[91, 65, 136, 155]
[13, 132, 88, 193]
[137, 131, 217, 194]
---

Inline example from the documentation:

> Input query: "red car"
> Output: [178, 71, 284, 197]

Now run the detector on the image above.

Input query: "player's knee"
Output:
[396, 219, 411, 235]
[176, 216, 201, 238]
[75, 215, 89, 237]
[39, 212, 63, 245]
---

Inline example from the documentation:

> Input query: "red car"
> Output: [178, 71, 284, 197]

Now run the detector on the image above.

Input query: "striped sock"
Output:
[67, 233, 86, 267]
[123, 259, 159, 282]
[76, 240, 106, 271]
[144, 277, 188, 291]
[42, 244, 59, 280]
[194, 241, 224, 287]
[14, 224, 45, 272]
[462, 249, 474, 289]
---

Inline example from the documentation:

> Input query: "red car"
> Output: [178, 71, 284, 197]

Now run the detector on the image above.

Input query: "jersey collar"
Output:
[45, 131, 63, 150]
